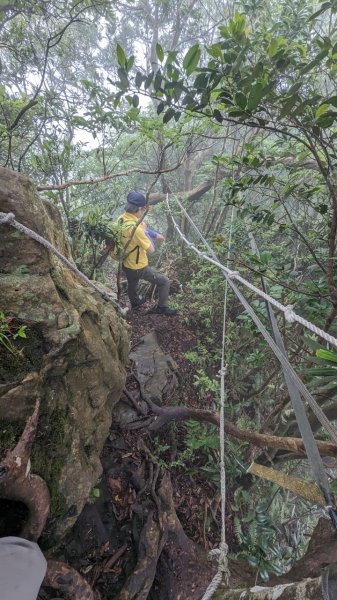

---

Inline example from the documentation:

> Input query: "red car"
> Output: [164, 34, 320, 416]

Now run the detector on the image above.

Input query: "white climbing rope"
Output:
[168, 197, 337, 349]
[166, 196, 337, 446]
[0, 212, 124, 314]
[200, 208, 234, 600]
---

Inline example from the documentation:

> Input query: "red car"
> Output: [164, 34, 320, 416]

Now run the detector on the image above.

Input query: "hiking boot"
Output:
[147, 305, 177, 316]
[131, 297, 146, 309]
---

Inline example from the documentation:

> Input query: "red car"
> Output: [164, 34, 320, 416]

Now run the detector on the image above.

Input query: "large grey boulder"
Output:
[129, 331, 178, 405]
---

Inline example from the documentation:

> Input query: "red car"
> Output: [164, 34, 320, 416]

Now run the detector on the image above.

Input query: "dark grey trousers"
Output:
[123, 265, 170, 306]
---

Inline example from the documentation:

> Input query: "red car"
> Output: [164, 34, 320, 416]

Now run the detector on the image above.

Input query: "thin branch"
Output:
[138, 400, 337, 458]
[36, 158, 185, 191]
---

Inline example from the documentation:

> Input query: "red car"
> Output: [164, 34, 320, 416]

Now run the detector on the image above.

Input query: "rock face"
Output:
[129, 331, 178, 405]
[0, 167, 129, 543]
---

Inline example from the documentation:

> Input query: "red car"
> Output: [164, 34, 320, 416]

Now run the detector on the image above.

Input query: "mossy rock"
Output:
[0, 321, 45, 384]
[0, 166, 130, 544]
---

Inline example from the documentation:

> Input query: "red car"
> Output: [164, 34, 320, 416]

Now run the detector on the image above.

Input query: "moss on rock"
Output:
[0, 166, 129, 544]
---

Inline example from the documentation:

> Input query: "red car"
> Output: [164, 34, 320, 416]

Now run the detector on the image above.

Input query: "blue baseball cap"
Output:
[127, 191, 146, 207]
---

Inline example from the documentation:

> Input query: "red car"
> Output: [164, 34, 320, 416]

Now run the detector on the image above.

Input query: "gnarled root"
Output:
[115, 471, 215, 600]
[0, 399, 50, 540]
[0, 401, 98, 600]
[116, 510, 167, 600]
[43, 560, 99, 600]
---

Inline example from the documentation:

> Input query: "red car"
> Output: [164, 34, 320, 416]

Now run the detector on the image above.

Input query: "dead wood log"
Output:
[0, 399, 50, 540]
[140, 400, 337, 458]
[211, 577, 324, 599]
[248, 462, 335, 506]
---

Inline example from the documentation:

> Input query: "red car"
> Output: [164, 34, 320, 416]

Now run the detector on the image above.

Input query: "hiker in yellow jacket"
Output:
[121, 191, 177, 315]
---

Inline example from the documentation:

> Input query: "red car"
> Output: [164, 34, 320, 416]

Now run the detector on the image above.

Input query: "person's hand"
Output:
[156, 234, 165, 244]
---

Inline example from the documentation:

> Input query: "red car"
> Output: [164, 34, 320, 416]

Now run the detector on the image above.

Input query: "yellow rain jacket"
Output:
[120, 212, 152, 270]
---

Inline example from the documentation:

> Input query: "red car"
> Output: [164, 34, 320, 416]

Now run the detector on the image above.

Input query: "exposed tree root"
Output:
[115, 466, 218, 600]
[0, 401, 98, 600]
[0, 399, 50, 540]
[271, 517, 337, 584]
[116, 511, 167, 600]
[44, 560, 99, 600]
[154, 472, 216, 600]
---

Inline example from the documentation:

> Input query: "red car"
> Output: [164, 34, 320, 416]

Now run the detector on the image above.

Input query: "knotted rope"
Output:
[0, 212, 124, 314]
[202, 542, 230, 599]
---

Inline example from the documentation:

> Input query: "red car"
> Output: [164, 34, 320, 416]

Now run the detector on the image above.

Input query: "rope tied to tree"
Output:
[0, 211, 125, 314]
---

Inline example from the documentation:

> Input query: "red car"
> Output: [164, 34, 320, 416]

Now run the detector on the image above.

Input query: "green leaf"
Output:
[163, 107, 176, 123]
[206, 43, 223, 60]
[316, 203, 328, 214]
[316, 349, 337, 363]
[235, 91, 247, 109]
[213, 109, 223, 123]
[300, 50, 328, 75]
[268, 37, 287, 58]
[16, 325, 26, 338]
[183, 44, 201, 76]
[166, 51, 178, 66]
[279, 94, 300, 118]
[315, 114, 335, 127]
[132, 94, 139, 108]
[117, 68, 129, 90]
[135, 71, 145, 88]
[116, 43, 126, 68]
[308, 2, 332, 21]
[229, 12, 247, 39]
[316, 103, 329, 117]
[126, 55, 135, 71]
[228, 108, 248, 118]
[153, 71, 163, 91]
[325, 95, 337, 108]
[247, 82, 264, 111]
[156, 43, 164, 62]
[126, 107, 140, 121]
[306, 367, 337, 376]
[144, 72, 154, 89]
[194, 72, 209, 89]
